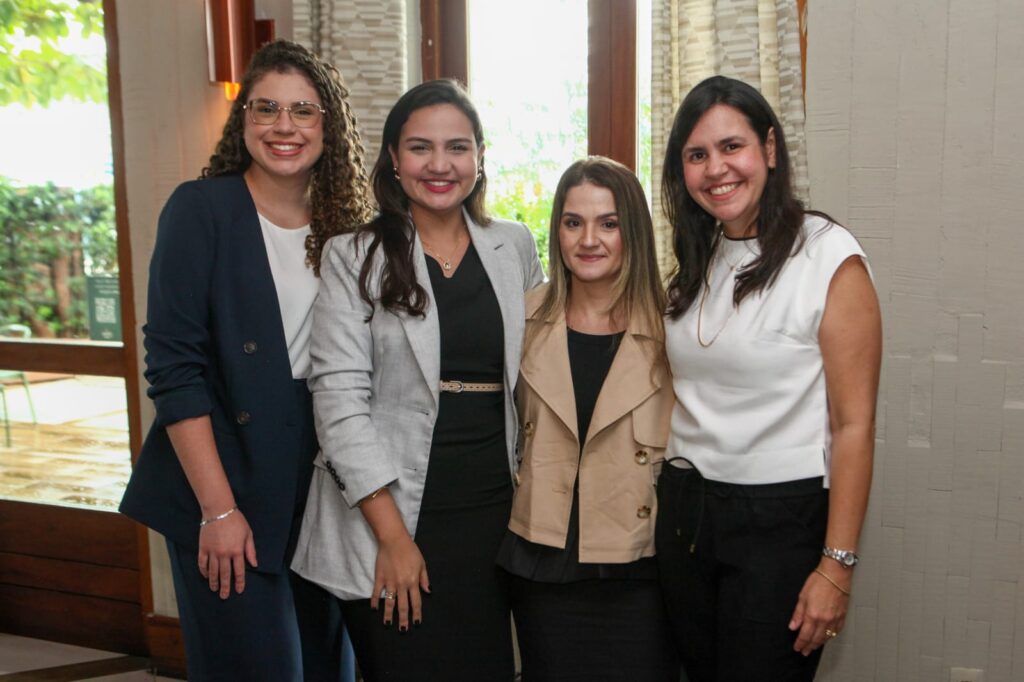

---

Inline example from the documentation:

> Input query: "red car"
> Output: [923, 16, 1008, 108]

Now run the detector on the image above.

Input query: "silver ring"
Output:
[824, 628, 838, 639]
[381, 588, 396, 600]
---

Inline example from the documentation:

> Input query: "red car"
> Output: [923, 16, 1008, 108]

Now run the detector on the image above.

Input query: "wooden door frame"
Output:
[0, 0, 171, 666]
[419, 0, 639, 172]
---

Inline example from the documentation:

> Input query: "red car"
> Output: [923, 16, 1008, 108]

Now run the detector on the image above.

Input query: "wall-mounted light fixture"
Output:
[205, 0, 276, 100]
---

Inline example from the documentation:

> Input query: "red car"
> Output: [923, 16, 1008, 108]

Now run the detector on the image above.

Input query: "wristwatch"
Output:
[822, 546, 859, 568]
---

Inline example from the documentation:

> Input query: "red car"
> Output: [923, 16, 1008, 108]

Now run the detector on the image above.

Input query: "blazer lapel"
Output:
[468, 211, 524, 391]
[585, 330, 661, 443]
[518, 312, 579, 443]
[398, 229, 441, 407]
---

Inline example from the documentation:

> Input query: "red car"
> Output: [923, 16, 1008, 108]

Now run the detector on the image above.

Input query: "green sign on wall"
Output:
[87, 275, 121, 342]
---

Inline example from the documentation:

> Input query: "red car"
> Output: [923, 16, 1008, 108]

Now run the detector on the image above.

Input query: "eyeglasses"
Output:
[243, 99, 325, 128]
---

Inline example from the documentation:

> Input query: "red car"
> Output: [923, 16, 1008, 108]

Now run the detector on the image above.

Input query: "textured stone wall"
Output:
[806, 1, 1024, 680]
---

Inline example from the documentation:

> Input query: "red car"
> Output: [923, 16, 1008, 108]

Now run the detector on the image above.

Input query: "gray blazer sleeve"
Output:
[517, 221, 545, 288]
[309, 234, 399, 508]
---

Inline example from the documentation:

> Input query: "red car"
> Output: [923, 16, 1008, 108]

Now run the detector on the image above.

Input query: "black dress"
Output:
[342, 244, 514, 681]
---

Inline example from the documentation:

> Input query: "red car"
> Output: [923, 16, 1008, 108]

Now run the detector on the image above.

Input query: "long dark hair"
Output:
[663, 76, 806, 318]
[357, 79, 489, 317]
[202, 40, 373, 274]
[533, 157, 666, 346]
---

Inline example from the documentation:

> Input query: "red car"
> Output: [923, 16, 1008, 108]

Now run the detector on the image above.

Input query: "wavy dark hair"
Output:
[663, 75, 809, 319]
[201, 40, 373, 274]
[357, 79, 489, 318]
[533, 157, 666, 346]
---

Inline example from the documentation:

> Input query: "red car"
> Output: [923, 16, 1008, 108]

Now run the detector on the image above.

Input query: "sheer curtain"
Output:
[651, 0, 807, 271]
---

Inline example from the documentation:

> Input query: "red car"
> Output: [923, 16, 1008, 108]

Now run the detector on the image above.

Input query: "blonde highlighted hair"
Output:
[532, 156, 666, 347]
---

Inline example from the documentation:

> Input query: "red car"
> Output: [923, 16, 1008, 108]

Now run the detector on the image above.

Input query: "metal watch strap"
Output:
[822, 546, 859, 568]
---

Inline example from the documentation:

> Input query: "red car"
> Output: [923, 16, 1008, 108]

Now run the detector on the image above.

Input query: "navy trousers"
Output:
[168, 538, 346, 681]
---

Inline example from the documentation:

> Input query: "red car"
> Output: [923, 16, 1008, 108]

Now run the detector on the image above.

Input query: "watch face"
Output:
[842, 554, 856, 566]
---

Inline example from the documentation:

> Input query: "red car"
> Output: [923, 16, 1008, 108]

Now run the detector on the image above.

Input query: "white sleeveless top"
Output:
[258, 214, 318, 379]
[665, 215, 869, 487]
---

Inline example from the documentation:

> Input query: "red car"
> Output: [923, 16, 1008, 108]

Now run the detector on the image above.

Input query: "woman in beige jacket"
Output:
[496, 157, 680, 681]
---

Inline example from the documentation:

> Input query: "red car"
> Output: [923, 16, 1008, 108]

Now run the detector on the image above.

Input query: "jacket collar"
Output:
[519, 284, 665, 445]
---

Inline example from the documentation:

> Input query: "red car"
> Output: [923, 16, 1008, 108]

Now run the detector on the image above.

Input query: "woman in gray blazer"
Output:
[291, 79, 543, 681]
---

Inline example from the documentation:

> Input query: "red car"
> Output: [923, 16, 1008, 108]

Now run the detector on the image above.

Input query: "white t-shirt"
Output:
[665, 215, 869, 486]
[258, 214, 318, 379]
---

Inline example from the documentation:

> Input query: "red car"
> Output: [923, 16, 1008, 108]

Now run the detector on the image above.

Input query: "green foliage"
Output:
[489, 168, 553, 274]
[0, 0, 106, 107]
[0, 176, 117, 337]
[484, 81, 589, 276]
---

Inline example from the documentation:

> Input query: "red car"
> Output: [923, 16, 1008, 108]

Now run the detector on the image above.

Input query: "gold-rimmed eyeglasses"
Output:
[243, 98, 325, 128]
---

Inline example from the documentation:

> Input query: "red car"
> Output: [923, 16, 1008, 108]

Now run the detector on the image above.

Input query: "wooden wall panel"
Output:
[0, 501, 137, 569]
[0, 553, 138, 602]
[0, 585, 145, 655]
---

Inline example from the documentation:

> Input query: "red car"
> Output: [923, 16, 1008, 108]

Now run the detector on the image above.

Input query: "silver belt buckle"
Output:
[443, 380, 465, 393]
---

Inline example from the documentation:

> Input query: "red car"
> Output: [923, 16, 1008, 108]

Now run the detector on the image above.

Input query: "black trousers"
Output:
[509, 575, 680, 682]
[655, 464, 828, 682]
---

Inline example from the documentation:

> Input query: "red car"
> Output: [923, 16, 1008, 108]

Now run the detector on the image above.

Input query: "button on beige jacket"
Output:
[508, 285, 674, 564]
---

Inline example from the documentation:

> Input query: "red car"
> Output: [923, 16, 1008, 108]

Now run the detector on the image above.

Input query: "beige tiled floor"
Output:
[0, 634, 177, 679]
[0, 375, 131, 510]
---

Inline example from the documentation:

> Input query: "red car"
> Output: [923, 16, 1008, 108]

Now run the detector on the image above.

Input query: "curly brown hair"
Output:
[201, 40, 373, 274]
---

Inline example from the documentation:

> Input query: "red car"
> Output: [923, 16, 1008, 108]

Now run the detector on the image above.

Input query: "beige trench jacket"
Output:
[508, 285, 674, 564]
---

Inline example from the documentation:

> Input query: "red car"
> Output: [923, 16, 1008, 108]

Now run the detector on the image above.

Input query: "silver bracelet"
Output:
[199, 506, 238, 527]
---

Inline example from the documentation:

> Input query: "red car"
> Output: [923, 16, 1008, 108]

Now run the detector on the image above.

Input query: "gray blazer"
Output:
[291, 210, 544, 599]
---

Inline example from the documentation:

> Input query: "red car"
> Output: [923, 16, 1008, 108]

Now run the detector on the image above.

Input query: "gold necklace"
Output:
[695, 235, 749, 348]
[420, 231, 465, 271]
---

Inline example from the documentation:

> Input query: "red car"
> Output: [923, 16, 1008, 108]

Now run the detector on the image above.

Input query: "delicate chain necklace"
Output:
[695, 232, 750, 348]
[420, 231, 465, 272]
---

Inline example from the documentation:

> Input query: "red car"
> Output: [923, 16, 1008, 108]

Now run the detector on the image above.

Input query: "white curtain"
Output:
[651, 0, 807, 271]
[293, 0, 408, 161]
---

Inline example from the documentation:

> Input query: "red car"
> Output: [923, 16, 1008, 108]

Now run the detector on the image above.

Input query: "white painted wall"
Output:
[805, 1, 1024, 680]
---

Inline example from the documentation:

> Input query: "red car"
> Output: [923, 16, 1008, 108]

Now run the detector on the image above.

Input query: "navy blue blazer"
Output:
[120, 174, 317, 574]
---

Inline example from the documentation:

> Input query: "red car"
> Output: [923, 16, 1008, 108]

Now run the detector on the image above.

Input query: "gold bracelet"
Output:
[359, 487, 387, 506]
[814, 568, 851, 596]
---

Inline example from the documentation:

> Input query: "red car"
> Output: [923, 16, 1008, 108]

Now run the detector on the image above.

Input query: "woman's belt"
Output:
[439, 380, 503, 393]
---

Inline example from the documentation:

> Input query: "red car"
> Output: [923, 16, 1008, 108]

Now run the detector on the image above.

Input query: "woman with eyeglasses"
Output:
[120, 40, 372, 681]
[291, 79, 543, 681]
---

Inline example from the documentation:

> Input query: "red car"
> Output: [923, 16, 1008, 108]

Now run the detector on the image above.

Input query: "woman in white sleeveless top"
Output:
[656, 76, 882, 681]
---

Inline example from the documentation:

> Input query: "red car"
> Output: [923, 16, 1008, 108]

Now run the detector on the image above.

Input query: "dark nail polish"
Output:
[399, 626, 408, 633]
[413, 620, 422, 627]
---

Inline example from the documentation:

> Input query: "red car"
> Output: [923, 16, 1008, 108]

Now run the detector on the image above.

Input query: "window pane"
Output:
[467, 0, 589, 272]
[0, 4, 120, 342]
[0, 373, 130, 511]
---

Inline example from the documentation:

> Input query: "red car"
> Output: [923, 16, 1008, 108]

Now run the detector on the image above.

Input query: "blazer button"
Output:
[242, 340, 258, 354]
[523, 422, 535, 437]
[634, 450, 649, 465]
[637, 505, 651, 519]
[236, 410, 251, 425]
